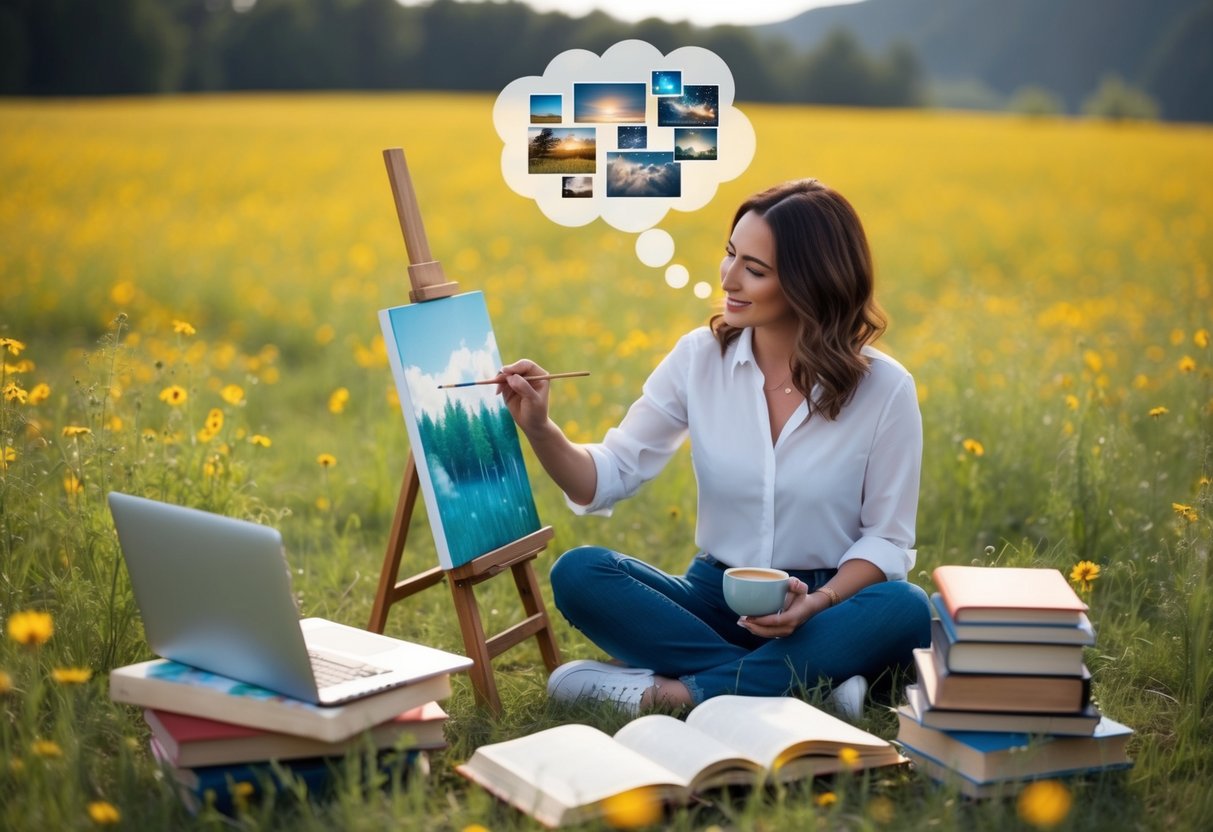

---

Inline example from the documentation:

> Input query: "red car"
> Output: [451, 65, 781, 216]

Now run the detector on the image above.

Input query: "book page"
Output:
[685, 696, 891, 768]
[614, 714, 764, 790]
[461, 723, 688, 825]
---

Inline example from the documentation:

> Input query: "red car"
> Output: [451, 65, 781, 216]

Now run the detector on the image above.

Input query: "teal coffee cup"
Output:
[723, 567, 790, 617]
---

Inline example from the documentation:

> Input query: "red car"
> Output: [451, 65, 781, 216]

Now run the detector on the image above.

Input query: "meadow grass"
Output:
[1, 94, 1211, 830]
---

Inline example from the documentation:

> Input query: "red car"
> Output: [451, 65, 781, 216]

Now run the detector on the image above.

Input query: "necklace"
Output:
[763, 373, 794, 395]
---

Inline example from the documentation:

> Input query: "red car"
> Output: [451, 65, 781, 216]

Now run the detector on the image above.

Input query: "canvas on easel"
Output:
[379, 292, 542, 570]
[368, 147, 561, 715]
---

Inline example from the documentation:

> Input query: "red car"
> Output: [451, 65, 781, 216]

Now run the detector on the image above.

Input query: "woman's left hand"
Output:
[738, 577, 816, 639]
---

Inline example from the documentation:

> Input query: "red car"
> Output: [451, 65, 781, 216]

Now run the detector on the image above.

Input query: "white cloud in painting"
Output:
[607, 156, 679, 197]
[404, 332, 503, 420]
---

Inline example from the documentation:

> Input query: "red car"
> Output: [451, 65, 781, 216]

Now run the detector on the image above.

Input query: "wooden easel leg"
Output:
[368, 455, 420, 633]
[512, 560, 563, 674]
[449, 578, 501, 714]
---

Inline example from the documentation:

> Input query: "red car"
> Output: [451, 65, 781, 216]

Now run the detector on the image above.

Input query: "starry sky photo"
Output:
[606, 152, 681, 198]
[573, 83, 647, 123]
[617, 126, 647, 149]
[657, 85, 719, 127]
[651, 70, 682, 96]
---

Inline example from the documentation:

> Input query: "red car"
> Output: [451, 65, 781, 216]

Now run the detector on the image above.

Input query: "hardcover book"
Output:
[152, 738, 426, 815]
[933, 566, 1088, 625]
[914, 648, 1090, 714]
[110, 659, 453, 743]
[901, 684, 1101, 737]
[457, 696, 906, 828]
[930, 593, 1096, 646]
[930, 618, 1086, 677]
[144, 701, 448, 768]
[895, 709, 1133, 787]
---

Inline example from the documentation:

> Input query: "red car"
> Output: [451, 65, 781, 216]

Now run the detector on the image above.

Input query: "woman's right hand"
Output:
[497, 359, 552, 437]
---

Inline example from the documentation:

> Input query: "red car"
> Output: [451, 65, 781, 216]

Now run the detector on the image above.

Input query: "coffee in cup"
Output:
[723, 566, 790, 617]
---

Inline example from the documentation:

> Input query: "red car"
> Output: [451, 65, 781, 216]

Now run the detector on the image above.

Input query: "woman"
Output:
[498, 179, 931, 717]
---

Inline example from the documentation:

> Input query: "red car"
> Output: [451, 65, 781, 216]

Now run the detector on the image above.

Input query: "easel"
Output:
[367, 148, 562, 715]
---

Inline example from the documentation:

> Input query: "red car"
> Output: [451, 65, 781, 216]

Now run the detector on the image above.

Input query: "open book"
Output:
[456, 696, 906, 828]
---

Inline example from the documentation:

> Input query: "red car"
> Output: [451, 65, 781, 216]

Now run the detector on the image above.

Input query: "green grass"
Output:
[2, 94, 1212, 830]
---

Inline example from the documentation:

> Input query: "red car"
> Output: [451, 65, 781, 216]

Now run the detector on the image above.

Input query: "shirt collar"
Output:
[729, 327, 756, 374]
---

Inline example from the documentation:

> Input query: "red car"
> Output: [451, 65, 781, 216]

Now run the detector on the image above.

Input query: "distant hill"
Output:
[755, 0, 1213, 122]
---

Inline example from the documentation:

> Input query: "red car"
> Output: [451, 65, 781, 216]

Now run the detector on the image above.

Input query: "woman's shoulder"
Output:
[860, 345, 915, 390]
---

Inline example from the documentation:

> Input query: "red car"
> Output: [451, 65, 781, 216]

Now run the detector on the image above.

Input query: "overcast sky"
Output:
[397, 0, 861, 27]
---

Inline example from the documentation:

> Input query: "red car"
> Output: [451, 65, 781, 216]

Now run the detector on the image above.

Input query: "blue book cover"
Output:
[895, 711, 1133, 785]
[931, 593, 1096, 645]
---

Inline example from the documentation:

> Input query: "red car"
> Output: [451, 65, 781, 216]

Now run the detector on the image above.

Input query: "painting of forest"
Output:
[379, 292, 542, 569]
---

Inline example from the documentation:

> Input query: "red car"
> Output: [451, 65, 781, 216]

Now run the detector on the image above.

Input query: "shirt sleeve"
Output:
[838, 372, 922, 581]
[564, 333, 694, 516]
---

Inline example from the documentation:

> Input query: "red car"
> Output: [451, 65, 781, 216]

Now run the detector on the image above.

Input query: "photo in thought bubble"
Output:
[493, 39, 755, 237]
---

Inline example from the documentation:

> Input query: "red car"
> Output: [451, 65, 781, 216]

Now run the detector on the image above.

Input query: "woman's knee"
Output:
[549, 546, 616, 607]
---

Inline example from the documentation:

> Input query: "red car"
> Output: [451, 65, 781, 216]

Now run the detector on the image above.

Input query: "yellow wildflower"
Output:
[62, 425, 92, 438]
[1069, 561, 1100, 592]
[248, 434, 272, 448]
[317, 453, 337, 468]
[328, 386, 350, 414]
[221, 383, 245, 405]
[1199, 476, 1211, 487]
[838, 746, 861, 768]
[814, 791, 838, 807]
[1, 446, 15, 471]
[159, 385, 188, 406]
[315, 323, 336, 345]
[64, 473, 84, 495]
[315, 496, 331, 511]
[87, 801, 121, 825]
[1149, 406, 1169, 418]
[28, 382, 50, 404]
[1195, 328, 1210, 349]
[8, 610, 54, 646]
[105, 415, 123, 432]
[52, 667, 93, 685]
[31, 739, 62, 758]
[962, 438, 985, 456]
[1082, 349, 1102, 374]
[1064, 394, 1079, 410]
[0, 670, 12, 693]
[3, 382, 28, 403]
[460, 826, 490, 832]
[205, 408, 224, 433]
[172, 319, 196, 336]
[1170, 328, 1186, 346]
[601, 787, 663, 828]
[1173, 502, 1193, 515]
[0, 337, 25, 356]
[1017, 779, 1072, 828]
[867, 794, 895, 824]
[1177, 355, 1196, 373]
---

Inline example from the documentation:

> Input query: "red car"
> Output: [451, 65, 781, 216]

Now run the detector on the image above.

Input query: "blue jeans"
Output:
[550, 547, 931, 704]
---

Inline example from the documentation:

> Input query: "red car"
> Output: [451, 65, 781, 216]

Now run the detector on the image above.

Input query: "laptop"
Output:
[108, 491, 472, 706]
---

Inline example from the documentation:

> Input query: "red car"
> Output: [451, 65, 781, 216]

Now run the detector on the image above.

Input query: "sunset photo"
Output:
[674, 127, 717, 160]
[527, 127, 597, 174]
[573, 82, 646, 123]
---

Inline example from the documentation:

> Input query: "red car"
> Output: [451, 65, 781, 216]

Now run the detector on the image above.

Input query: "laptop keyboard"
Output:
[307, 650, 388, 688]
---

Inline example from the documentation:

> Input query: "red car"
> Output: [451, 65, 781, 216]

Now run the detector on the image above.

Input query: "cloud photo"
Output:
[606, 152, 681, 198]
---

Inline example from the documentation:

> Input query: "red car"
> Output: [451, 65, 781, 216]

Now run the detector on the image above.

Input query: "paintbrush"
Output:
[437, 371, 590, 389]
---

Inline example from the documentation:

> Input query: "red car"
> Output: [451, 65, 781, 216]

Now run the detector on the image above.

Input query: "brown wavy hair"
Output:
[710, 179, 886, 421]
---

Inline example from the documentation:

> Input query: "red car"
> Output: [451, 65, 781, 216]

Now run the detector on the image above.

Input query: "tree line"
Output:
[0, 0, 927, 107]
[417, 397, 528, 486]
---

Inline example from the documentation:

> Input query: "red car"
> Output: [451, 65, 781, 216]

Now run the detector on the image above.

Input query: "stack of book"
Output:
[895, 565, 1133, 798]
[110, 658, 453, 814]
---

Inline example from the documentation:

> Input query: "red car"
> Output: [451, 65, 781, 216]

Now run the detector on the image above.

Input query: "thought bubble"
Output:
[493, 39, 755, 290]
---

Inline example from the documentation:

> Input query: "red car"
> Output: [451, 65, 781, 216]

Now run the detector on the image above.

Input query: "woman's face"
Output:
[720, 210, 795, 332]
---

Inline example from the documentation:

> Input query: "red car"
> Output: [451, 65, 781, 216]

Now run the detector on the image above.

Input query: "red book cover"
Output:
[933, 565, 1088, 625]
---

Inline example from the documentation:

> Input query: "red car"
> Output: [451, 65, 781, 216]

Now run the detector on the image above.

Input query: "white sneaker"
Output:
[547, 660, 655, 714]
[825, 675, 869, 721]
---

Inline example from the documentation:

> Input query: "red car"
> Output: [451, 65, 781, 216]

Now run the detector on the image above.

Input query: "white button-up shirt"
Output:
[568, 326, 922, 580]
